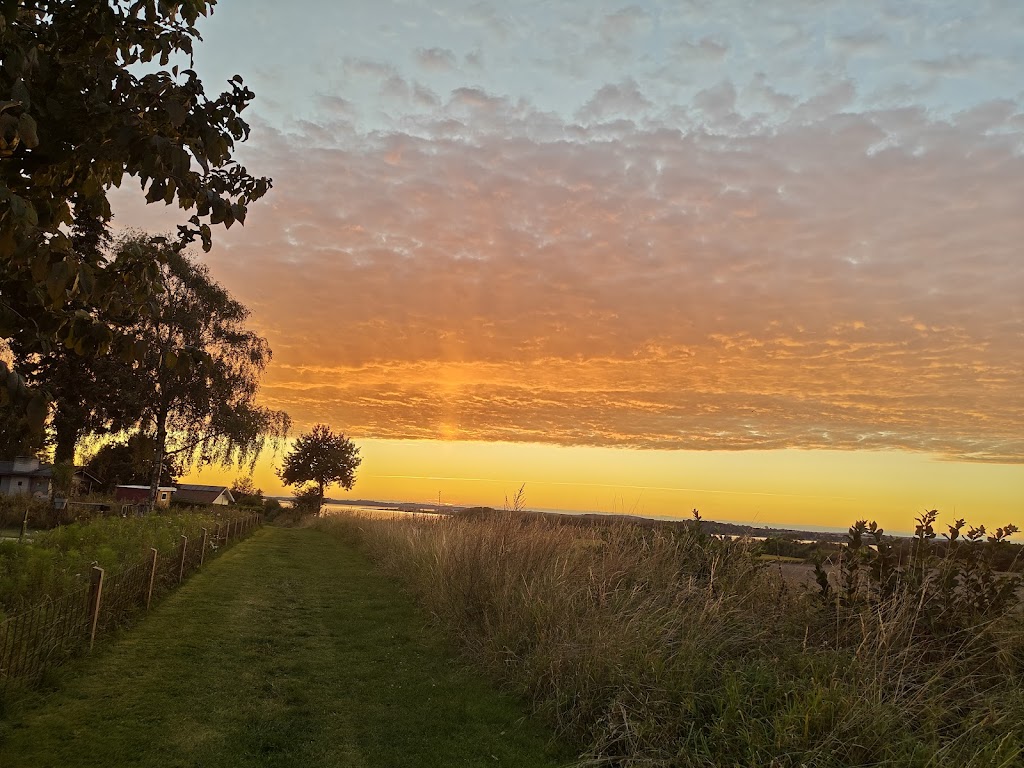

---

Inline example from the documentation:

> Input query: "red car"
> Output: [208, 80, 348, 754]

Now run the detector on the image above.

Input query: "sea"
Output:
[314, 501, 906, 538]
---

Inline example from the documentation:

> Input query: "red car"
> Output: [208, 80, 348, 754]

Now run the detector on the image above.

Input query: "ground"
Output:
[0, 527, 570, 768]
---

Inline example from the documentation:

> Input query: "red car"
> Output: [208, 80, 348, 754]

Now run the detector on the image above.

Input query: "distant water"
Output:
[320, 504, 438, 519]
[528, 507, 916, 537]
[317, 501, 913, 538]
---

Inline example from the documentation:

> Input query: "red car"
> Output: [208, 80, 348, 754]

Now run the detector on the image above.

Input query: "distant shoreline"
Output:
[269, 496, 870, 543]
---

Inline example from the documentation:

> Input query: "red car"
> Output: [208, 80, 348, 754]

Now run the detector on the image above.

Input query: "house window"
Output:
[160, 492, 168, 501]
[17, 481, 22, 487]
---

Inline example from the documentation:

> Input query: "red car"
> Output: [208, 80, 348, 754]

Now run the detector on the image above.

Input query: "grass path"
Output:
[0, 527, 571, 768]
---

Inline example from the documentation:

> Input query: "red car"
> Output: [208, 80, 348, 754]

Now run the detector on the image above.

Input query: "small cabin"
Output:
[115, 485, 176, 509]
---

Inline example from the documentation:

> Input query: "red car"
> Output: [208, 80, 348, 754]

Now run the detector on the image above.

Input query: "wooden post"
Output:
[214, 522, 222, 547]
[178, 535, 188, 582]
[226, 518, 233, 542]
[200, 528, 208, 565]
[19, 507, 29, 542]
[88, 565, 104, 652]
[146, 548, 158, 610]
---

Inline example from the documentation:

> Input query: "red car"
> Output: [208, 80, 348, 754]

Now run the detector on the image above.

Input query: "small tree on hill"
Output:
[278, 424, 361, 516]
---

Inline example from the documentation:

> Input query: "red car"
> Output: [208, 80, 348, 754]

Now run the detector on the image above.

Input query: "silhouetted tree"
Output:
[7, 208, 145, 475]
[278, 425, 361, 515]
[85, 433, 180, 490]
[1, 1, 271, 413]
[118, 236, 289, 505]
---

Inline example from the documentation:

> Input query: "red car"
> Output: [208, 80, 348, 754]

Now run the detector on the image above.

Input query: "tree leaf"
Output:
[17, 112, 38, 148]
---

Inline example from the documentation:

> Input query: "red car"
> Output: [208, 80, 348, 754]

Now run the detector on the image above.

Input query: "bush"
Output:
[0, 496, 60, 530]
[0, 509, 250, 616]
[262, 497, 284, 521]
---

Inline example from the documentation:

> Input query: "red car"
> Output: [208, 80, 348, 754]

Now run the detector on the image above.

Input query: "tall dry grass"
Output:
[319, 511, 1024, 767]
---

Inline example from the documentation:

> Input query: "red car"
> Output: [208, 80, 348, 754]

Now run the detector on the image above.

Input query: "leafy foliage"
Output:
[290, 484, 326, 517]
[817, 510, 1022, 640]
[5, 208, 146, 463]
[84, 432, 181, 490]
[230, 474, 263, 508]
[119, 235, 289, 500]
[1, 0, 271, 405]
[278, 424, 361, 513]
[0, 389, 45, 457]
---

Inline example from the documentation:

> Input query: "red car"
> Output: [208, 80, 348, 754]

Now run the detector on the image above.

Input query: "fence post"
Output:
[88, 565, 104, 652]
[214, 522, 222, 548]
[178, 535, 188, 583]
[146, 548, 158, 610]
[200, 528, 208, 565]
[227, 518, 234, 542]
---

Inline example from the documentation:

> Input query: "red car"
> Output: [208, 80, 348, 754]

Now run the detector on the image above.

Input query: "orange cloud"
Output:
[111, 97, 1024, 464]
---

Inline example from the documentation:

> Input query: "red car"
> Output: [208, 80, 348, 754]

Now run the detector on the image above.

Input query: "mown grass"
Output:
[0, 526, 571, 768]
[319, 510, 1024, 768]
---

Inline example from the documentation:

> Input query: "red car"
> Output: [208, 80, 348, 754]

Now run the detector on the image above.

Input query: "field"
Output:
[319, 509, 1024, 768]
[4, 509, 1021, 767]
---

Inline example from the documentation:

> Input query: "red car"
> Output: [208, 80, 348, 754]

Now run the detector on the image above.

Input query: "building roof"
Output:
[74, 468, 104, 484]
[174, 484, 235, 505]
[0, 461, 50, 477]
[116, 485, 177, 492]
[0, 461, 99, 482]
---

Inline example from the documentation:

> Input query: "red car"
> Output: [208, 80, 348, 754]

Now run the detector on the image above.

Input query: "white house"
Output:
[0, 456, 51, 497]
[0, 456, 102, 498]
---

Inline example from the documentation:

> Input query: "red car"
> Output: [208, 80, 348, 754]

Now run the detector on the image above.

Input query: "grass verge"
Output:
[0, 526, 571, 768]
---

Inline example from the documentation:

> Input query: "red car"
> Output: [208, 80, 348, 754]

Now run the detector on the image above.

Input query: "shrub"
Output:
[0, 509, 250, 615]
[0, 496, 60, 531]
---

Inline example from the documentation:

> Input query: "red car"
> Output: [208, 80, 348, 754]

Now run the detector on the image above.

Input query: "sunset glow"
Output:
[119, 0, 1022, 532]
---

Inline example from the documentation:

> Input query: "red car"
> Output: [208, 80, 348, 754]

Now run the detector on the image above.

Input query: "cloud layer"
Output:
[113, 2, 1024, 463]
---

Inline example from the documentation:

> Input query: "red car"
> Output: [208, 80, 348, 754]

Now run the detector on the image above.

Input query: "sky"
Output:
[112, 0, 1023, 533]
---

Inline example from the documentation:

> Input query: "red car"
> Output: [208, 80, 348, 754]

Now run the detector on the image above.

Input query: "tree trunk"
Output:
[52, 409, 79, 466]
[149, 409, 168, 510]
[51, 407, 80, 500]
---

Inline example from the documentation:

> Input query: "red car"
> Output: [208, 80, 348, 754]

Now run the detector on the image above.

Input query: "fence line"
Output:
[0, 513, 261, 692]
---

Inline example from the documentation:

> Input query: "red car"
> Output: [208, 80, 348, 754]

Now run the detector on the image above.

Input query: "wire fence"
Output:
[0, 513, 261, 692]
